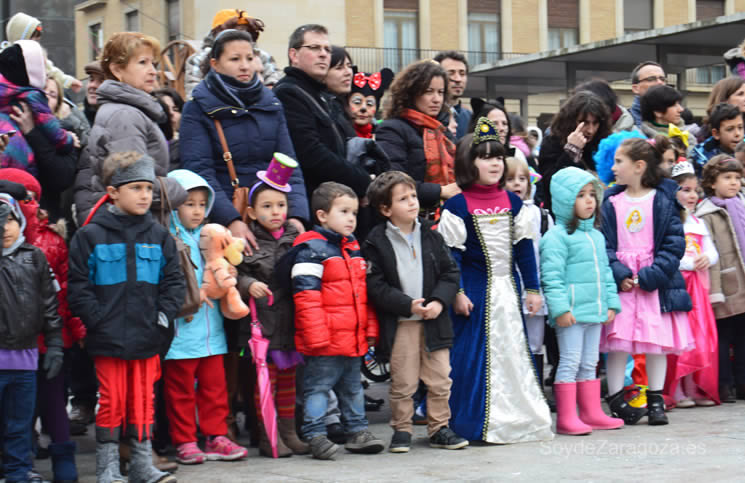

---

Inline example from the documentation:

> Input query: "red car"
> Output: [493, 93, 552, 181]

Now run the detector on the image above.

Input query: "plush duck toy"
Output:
[199, 224, 250, 319]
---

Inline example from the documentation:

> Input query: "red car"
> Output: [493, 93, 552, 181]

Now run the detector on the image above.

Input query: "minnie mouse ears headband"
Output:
[351, 67, 394, 100]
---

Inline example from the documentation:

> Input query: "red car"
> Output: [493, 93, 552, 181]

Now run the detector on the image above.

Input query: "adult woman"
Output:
[538, 90, 611, 213]
[639, 84, 696, 148]
[574, 78, 636, 133]
[73, 32, 184, 226]
[324, 46, 356, 138]
[468, 99, 528, 163]
[376, 60, 459, 210]
[180, 29, 308, 248]
[45, 77, 91, 147]
[154, 88, 184, 171]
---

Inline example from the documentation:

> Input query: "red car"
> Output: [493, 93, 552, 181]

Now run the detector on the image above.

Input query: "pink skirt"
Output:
[600, 250, 695, 354]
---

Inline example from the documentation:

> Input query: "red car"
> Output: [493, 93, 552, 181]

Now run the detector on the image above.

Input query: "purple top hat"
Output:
[250, 153, 298, 201]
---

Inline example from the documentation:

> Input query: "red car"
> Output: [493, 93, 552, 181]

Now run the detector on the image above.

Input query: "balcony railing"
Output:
[344, 47, 524, 74]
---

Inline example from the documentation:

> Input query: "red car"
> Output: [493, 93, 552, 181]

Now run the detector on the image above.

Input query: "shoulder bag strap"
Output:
[275, 83, 345, 155]
[213, 118, 240, 188]
[158, 177, 177, 235]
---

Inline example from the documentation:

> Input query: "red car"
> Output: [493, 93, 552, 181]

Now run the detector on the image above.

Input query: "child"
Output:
[695, 155, 745, 402]
[0, 193, 63, 483]
[288, 181, 383, 460]
[504, 157, 553, 386]
[363, 171, 467, 453]
[734, 139, 745, 167]
[601, 138, 694, 426]
[437, 118, 553, 444]
[68, 151, 184, 483]
[664, 161, 719, 407]
[162, 169, 248, 465]
[691, 103, 745, 174]
[0, 169, 83, 482]
[540, 167, 624, 435]
[236, 154, 308, 458]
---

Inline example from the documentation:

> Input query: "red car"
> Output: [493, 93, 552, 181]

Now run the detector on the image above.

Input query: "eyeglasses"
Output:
[637, 75, 667, 84]
[299, 44, 331, 54]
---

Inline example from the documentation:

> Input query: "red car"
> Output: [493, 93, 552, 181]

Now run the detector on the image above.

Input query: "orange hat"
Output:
[211, 9, 251, 30]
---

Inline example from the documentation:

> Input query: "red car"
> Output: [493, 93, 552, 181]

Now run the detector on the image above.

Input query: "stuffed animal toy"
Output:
[199, 223, 250, 319]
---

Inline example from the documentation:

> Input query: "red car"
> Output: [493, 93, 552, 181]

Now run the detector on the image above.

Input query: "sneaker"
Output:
[676, 398, 695, 408]
[176, 442, 206, 465]
[69, 404, 96, 425]
[344, 429, 384, 454]
[326, 422, 346, 444]
[389, 431, 411, 453]
[309, 435, 339, 460]
[204, 435, 249, 461]
[429, 427, 469, 450]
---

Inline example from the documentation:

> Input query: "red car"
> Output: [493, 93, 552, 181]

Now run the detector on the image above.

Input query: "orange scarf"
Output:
[401, 108, 455, 186]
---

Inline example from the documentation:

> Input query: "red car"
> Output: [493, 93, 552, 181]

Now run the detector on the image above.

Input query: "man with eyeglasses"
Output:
[274, 24, 371, 204]
[629, 61, 667, 126]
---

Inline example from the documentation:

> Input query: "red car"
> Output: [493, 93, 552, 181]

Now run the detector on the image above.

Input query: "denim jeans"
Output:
[0, 370, 37, 482]
[302, 356, 367, 439]
[555, 323, 602, 383]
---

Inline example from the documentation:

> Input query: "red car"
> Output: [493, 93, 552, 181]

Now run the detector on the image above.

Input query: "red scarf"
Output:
[401, 108, 455, 186]
[354, 122, 374, 139]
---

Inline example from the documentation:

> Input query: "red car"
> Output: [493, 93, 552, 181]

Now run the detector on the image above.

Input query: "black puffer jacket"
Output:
[538, 134, 598, 214]
[0, 243, 63, 350]
[375, 118, 444, 209]
[236, 221, 300, 351]
[362, 221, 460, 359]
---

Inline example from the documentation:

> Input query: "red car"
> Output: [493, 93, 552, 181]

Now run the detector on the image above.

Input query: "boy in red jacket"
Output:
[290, 182, 383, 460]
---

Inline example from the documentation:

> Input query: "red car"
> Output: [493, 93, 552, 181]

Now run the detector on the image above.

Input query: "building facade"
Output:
[73, 0, 745, 124]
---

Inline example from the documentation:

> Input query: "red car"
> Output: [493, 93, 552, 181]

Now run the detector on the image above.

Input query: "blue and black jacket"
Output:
[67, 207, 185, 360]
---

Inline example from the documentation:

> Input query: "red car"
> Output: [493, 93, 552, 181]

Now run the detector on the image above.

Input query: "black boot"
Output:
[606, 389, 647, 425]
[535, 358, 555, 412]
[646, 390, 669, 426]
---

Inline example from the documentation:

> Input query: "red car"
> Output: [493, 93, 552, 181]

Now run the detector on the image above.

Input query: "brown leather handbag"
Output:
[213, 119, 250, 222]
[158, 178, 201, 321]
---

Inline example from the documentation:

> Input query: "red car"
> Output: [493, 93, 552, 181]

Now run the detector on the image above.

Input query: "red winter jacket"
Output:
[21, 203, 86, 351]
[290, 227, 378, 356]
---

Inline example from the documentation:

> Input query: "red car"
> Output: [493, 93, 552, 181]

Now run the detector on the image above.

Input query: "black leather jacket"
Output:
[0, 243, 63, 350]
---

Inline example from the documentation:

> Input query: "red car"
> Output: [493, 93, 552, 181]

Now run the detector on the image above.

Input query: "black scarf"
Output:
[205, 69, 263, 109]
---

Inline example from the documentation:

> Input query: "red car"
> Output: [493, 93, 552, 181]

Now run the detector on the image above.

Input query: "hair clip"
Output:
[646, 138, 656, 146]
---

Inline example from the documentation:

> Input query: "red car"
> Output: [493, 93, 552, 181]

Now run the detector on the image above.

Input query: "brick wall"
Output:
[346, 0, 377, 46]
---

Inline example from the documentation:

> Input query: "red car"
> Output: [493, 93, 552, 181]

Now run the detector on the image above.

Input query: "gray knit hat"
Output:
[109, 153, 156, 187]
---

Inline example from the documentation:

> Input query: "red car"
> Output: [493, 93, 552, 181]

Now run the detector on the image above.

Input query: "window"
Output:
[696, 0, 724, 20]
[624, 0, 653, 33]
[384, 10, 418, 72]
[548, 0, 578, 49]
[89, 22, 103, 61]
[125, 10, 139, 32]
[695, 65, 726, 84]
[166, 0, 181, 42]
[467, 0, 501, 65]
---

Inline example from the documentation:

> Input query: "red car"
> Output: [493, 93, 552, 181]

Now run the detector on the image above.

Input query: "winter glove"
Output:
[43, 346, 64, 380]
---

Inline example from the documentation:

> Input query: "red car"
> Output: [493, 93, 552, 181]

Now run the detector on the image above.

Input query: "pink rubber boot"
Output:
[577, 379, 624, 430]
[554, 382, 593, 435]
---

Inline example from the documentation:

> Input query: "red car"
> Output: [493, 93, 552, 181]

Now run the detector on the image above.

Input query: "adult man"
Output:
[273, 24, 370, 200]
[629, 61, 666, 126]
[82, 61, 104, 126]
[434, 51, 471, 139]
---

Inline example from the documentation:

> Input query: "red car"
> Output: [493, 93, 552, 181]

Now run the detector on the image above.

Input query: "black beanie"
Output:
[0, 44, 30, 87]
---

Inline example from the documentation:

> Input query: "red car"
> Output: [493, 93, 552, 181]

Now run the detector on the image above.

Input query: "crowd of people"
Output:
[1, 7, 744, 483]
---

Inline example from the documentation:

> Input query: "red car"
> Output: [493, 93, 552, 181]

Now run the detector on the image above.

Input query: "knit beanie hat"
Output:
[109, 154, 156, 187]
[0, 168, 42, 200]
[16, 40, 46, 89]
[5, 12, 41, 43]
[0, 192, 27, 242]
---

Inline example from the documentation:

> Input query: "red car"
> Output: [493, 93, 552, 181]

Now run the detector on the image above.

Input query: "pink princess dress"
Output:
[600, 190, 695, 354]
[663, 214, 720, 404]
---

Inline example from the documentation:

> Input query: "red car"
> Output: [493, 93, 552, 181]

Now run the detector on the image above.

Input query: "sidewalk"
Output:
[32, 381, 745, 482]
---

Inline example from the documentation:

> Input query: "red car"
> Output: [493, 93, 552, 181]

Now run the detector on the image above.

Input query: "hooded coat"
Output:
[601, 178, 692, 314]
[164, 169, 228, 360]
[539, 167, 621, 326]
[73, 80, 173, 225]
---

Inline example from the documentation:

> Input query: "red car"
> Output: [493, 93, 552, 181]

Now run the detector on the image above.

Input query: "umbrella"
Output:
[248, 295, 278, 458]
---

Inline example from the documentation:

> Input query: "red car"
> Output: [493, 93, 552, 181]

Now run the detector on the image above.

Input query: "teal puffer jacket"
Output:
[540, 167, 621, 325]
